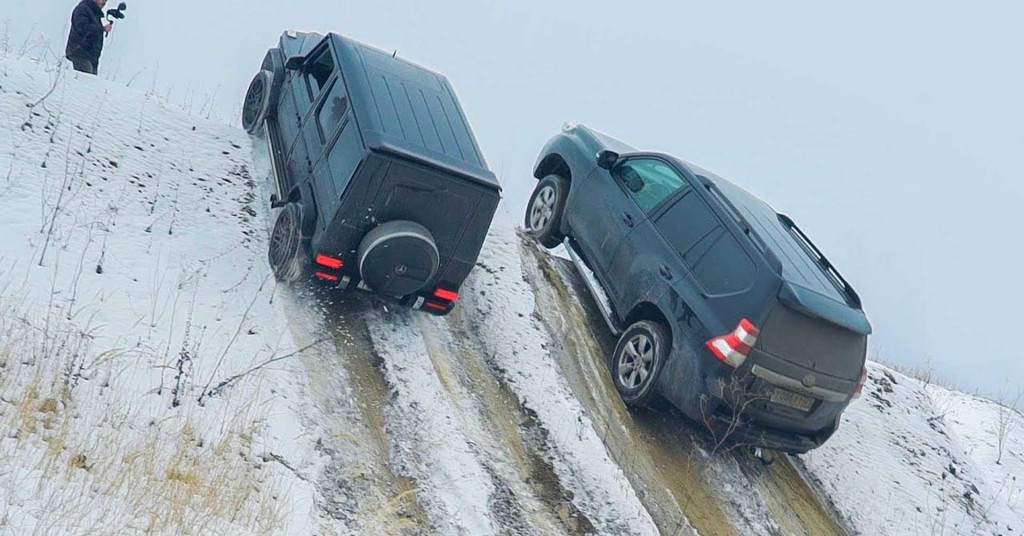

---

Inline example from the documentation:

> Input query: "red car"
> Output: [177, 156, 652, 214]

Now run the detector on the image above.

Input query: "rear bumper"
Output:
[311, 272, 456, 316]
[698, 359, 850, 454]
[703, 406, 838, 454]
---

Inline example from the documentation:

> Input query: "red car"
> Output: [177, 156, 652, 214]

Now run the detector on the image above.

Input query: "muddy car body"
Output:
[526, 124, 871, 454]
[243, 31, 500, 315]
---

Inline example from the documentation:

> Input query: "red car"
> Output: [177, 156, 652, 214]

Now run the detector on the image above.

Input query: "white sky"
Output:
[4, 0, 1022, 399]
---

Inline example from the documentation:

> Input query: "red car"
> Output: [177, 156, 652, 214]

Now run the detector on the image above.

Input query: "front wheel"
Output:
[268, 203, 308, 282]
[242, 71, 274, 135]
[524, 175, 569, 249]
[612, 321, 670, 407]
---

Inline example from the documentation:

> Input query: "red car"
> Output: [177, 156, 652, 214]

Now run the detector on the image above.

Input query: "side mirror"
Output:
[597, 150, 619, 170]
[285, 55, 306, 71]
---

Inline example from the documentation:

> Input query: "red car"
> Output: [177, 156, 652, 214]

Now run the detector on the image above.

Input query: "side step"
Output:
[563, 238, 623, 336]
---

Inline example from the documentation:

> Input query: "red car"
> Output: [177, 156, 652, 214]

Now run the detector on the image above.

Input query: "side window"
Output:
[613, 158, 688, 213]
[306, 48, 336, 98]
[655, 192, 754, 294]
[326, 122, 362, 197]
[317, 81, 350, 140]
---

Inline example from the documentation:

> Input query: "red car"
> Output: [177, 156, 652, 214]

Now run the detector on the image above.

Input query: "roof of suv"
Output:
[680, 161, 849, 304]
[327, 34, 500, 190]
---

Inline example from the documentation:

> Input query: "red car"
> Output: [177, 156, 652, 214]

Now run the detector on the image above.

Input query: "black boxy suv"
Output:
[242, 32, 501, 315]
[526, 124, 871, 454]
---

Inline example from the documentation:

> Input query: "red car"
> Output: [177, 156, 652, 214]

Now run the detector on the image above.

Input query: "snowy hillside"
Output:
[1, 55, 1020, 536]
[802, 363, 1023, 536]
[0, 56, 318, 535]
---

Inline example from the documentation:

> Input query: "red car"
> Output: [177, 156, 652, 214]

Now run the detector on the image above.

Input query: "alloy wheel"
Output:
[529, 185, 557, 232]
[617, 333, 655, 390]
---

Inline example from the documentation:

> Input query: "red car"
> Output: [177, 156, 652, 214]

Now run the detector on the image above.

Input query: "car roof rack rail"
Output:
[777, 214, 863, 309]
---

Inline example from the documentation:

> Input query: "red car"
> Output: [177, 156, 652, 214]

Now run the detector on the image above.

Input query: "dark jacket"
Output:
[65, 0, 104, 62]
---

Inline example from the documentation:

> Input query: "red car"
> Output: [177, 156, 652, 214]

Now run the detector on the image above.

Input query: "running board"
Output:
[563, 239, 623, 336]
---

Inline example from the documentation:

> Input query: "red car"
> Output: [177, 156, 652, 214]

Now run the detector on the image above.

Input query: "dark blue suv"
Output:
[526, 124, 871, 454]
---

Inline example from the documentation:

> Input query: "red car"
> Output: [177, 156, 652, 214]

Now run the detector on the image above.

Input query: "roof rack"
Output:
[777, 214, 863, 309]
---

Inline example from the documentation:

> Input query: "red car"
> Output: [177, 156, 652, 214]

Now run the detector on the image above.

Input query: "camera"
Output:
[106, 2, 127, 21]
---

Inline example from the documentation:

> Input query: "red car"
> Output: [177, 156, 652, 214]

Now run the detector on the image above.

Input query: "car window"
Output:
[692, 233, 755, 295]
[306, 48, 335, 98]
[326, 121, 362, 197]
[317, 81, 350, 140]
[655, 191, 754, 294]
[613, 158, 689, 213]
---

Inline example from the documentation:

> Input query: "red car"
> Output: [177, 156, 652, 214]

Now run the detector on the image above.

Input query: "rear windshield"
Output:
[705, 176, 848, 303]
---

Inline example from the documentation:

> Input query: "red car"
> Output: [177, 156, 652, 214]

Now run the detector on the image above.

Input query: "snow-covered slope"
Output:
[0, 56, 316, 535]
[802, 363, 1022, 536]
[1, 54, 1019, 536]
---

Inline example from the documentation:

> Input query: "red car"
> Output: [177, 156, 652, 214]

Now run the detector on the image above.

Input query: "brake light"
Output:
[424, 301, 448, 312]
[314, 271, 339, 282]
[315, 254, 343, 269]
[433, 288, 459, 302]
[853, 367, 867, 399]
[705, 319, 760, 368]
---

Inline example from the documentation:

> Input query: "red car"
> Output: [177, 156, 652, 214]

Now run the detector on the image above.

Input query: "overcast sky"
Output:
[4, 1, 1022, 400]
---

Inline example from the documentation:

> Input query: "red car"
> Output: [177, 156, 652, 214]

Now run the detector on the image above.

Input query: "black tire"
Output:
[358, 220, 439, 297]
[268, 203, 308, 282]
[242, 71, 274, 135]
[611, 321, 670, 407]
[524, 175, 569, 249]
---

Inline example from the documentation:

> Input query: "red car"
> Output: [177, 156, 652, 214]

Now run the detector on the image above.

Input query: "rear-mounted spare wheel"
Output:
[358, 221, 439, 297]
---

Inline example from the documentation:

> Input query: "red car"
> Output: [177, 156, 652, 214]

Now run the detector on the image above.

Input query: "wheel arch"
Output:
[534, 153, 572, 182]
[624, 301, 674, 350]
[260, 48, 286, 116]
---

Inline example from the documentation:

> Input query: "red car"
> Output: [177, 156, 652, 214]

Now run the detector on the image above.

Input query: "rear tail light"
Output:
[853, 367, 868, 399]
[433, 288, 459, 302]
[314, 271, 339, 282]
[705, 319, 760, 368]
[424, 301, 448, 312]
[315, 254, 344, 270]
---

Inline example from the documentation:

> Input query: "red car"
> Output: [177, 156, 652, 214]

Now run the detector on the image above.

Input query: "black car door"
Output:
[567, 164, 645, 285]
[604, 158, 690, 308]
[286, 44, 336, 190]
[307, 75, 355, 232]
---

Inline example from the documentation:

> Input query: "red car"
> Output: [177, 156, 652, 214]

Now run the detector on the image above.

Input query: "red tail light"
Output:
[314, 271, 339, 282]
[424, 301, 448, 312]
[315, 254, 343, 269]
[433, 288, 459, 302]
[853, 367, 868, 399]
[705, 319, 760, 368]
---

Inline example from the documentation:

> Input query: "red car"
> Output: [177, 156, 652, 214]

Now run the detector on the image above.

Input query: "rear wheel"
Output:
[612, 321, 670, 407]
[268, 203, 307, 282]
[525, 175, 569, 249]
[242, 71, 274, 135]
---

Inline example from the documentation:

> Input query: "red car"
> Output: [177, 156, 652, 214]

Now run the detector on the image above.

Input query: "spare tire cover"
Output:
[358, 221, 439, 297]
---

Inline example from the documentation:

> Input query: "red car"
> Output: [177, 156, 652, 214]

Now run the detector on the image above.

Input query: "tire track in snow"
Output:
[253, 140, 429, 535]
[460, 220, 661, 536]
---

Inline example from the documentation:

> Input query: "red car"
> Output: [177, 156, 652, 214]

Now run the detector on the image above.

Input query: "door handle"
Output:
[621, 212, 635, 228]
[658, 264, 674, 281]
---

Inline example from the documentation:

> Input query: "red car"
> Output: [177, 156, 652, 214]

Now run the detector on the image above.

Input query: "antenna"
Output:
[392, 50, 398, 58]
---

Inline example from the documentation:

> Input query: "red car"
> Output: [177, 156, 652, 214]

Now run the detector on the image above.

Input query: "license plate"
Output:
[770, 389, 815, 411]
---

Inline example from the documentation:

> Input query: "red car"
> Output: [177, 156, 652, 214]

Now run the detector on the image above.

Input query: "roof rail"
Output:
[698, 176, 782, 273]
[777, 214, 863, 309]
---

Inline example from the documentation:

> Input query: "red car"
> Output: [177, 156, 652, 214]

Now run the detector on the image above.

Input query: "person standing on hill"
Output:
[65, 0, 112, 75]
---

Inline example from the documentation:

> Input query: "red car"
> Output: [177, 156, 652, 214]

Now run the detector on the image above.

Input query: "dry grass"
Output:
[0, 292, 291, 536]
